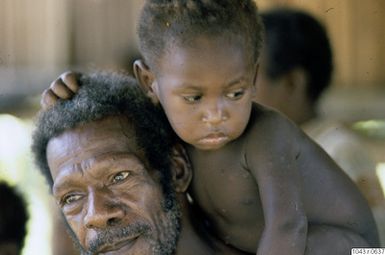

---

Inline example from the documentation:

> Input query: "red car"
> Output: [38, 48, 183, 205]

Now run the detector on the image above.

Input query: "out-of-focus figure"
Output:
[255, 7, 385, 245]
[0, 182, 28, 255]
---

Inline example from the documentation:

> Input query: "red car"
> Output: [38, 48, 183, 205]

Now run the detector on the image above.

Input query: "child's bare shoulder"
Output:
[241, 103, 303, 163]
[246, 103, 300, 141]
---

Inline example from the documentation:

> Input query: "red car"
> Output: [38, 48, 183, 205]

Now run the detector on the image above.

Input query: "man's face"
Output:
[151, 36, 257, 150]
[47, 116, 179, 255]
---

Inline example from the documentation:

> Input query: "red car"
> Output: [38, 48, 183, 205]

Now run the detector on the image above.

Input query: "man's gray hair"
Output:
[32, 71, 176, 193]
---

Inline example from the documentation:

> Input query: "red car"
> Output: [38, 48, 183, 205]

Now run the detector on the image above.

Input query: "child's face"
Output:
[152, 37, 257, 150]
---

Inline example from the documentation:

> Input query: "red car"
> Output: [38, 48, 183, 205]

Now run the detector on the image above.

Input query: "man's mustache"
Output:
[87, 222, 152, 254]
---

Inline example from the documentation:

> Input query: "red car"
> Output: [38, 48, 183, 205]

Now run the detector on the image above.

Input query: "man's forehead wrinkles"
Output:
[80, 152, 144, 175]
[53, 164, 83, 194]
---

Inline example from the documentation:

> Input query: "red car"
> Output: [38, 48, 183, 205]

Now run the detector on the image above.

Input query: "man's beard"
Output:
[63, 193, 181, 255]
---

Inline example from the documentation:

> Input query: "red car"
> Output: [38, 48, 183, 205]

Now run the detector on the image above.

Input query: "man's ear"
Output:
[133, 59, 160, 104]
[170, 143, 192, 193]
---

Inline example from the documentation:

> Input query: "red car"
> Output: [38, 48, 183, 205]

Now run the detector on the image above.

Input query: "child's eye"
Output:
[226, 89, 245, 100]
[111, 171, 131, 184]
[61, 193, 83, 206]
[182, 95, 202, 103]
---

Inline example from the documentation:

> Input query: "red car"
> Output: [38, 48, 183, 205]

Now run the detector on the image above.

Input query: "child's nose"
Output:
[202, 101, 228, 125]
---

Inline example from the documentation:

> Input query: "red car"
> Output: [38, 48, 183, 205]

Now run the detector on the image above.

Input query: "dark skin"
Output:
[186, 104, 377, 249]
[43, 38, 378, 254]
[135, 37, 309, 255]
[134, 36, 379, 253]
[43, 78, 378, 255]
[255, 47, 385, 213]
[46, 116, 250, 255]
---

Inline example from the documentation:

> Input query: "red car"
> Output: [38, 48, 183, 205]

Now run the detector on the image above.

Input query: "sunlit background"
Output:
[1, 0, 384, 254]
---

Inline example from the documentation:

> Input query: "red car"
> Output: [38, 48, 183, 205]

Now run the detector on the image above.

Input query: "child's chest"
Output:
[188, 148, 264, 251]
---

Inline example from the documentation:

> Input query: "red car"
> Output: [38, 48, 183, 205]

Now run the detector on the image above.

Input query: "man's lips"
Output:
[88, 222, 151, 254]
[98, 236, 139, 254]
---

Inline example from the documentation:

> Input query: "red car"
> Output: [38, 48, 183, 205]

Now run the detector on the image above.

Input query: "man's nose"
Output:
[84, 189, 125, 229]
[202, 100, 228, 125]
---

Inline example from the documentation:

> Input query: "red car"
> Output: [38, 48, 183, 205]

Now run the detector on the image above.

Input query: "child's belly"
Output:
[190, 167, 265, 252]
[212, 203, 265, 252]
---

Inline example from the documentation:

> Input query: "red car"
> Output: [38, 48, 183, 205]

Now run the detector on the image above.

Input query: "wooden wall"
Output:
[66, 0, 143, 70]
[0, 0, 384, 95]
[0, 0, 70, 70]
[0, 0, 143, 99]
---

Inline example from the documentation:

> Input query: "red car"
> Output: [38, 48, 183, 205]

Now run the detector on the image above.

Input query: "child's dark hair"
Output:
[137, 0, 264, 70]
[261, 8, 333, 102]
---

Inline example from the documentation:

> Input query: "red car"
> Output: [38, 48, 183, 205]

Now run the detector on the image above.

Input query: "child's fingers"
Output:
[40, 89, 59, 110]
[49, 78, 75, 100]
[40, 71, 80, 110]
[60, 71, 81, 93]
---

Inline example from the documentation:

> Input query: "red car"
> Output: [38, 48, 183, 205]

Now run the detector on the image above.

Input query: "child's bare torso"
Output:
[187, 104, 377, 252]
[188, 134, 264, 251]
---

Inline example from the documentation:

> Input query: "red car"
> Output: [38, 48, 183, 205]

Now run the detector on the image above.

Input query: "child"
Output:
[0, 182, 28, 255]
[255, 8, 385, 245]
[42, 1, 379, 254]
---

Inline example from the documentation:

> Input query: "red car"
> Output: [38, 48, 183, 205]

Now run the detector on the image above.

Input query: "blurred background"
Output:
[0, 0, 384, 254]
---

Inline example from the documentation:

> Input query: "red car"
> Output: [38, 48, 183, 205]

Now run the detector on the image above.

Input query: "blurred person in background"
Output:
[0, 181, 28, 255]
[255, 7, 385, 245]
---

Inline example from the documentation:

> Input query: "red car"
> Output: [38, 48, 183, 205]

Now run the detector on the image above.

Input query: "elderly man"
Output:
[32, 72, 248, 255]
[34, 71, 376, 255]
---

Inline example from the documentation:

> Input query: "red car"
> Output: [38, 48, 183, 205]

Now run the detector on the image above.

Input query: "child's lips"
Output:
[198, 133, 229, 146]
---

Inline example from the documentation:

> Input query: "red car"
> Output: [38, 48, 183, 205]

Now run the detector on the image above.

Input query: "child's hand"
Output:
[40, 71, 80, 110]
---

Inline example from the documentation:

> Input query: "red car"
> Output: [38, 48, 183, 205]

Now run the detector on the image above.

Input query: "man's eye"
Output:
[111, 171, 131, 184]
[62, 194, 83, 206]
[182, 95, 202, 103]
[226, 89, 245, 99]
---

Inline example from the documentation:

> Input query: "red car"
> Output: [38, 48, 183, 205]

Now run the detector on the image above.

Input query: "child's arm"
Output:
[246, 111, 307, 255]
[41, 71, 80, 109]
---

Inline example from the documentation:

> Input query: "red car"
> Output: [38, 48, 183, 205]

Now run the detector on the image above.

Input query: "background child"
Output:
[254, 7, 385, 245]
[42, 0, 379, 254]
[0, 181, 28, 255]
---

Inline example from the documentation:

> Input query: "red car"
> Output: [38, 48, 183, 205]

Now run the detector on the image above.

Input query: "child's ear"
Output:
[170, 143, 192, 193]
[133, 59, 160, 104]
